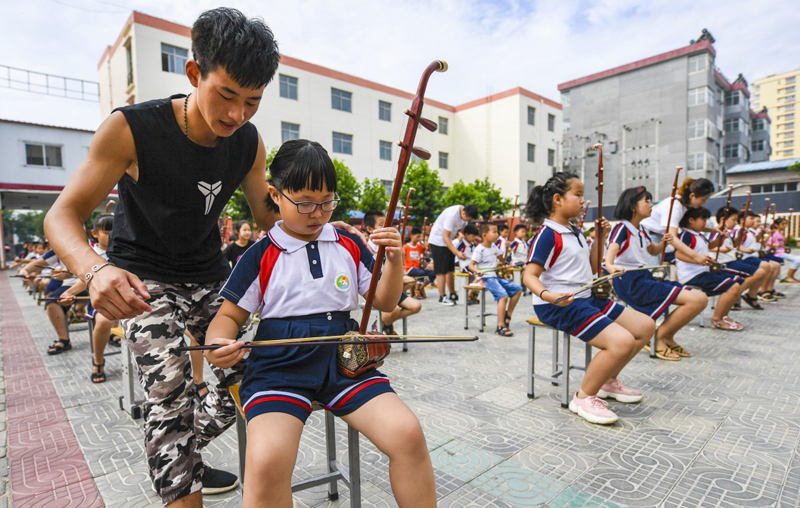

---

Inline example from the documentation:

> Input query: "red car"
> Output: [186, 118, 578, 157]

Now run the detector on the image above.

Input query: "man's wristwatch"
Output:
[85, 262, 115, 288]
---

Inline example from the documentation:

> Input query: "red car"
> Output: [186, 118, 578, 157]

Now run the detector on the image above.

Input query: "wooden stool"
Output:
[455, 271, 472, 292]
[463, 284, 489, 332]
[527, 317, 592, 408]
[230, 384, 362, 507]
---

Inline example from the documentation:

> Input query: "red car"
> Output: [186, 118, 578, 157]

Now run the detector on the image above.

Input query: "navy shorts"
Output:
[534, 296, 625, 343]
[481, 276, 522, 301]
[764, 254, 784, 265]
[44, 278, 63, 295]
[685, 272, 742, 296]
[742, 257, 762, 268]
[612, 269, 684, 319]
[240, 312, 394, 423]
[722, 260, 758, 277]
[45, 285, 89, 310]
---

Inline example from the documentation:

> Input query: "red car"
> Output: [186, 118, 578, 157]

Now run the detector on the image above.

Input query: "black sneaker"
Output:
[202, 467, 239, 495]
[438, 295, 455, 306]
[449, 292, 459, 302]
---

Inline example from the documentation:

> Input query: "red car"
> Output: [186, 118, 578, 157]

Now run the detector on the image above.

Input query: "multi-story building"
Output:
[97, 11, 562, 201]
[750, 107, 772, 162]
[752, 68, 799, 160]
[557, 30, 767, 216]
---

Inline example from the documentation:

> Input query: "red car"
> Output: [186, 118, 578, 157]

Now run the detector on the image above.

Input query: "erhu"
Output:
[499, 195, 519, 279]
[733, 192, 752, 260]
[590, 143, 612, 299]
[710, 185, 733, 274]
[577, 200, 591, 230]
[653, 166, 682, 281]
[757, 198, 771, 258]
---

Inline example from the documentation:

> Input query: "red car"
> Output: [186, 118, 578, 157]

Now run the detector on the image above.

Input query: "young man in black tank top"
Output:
[45, 9, 278, 507]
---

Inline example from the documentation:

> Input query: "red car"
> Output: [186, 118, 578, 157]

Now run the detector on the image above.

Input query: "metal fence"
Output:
[0, 64, 99, 102]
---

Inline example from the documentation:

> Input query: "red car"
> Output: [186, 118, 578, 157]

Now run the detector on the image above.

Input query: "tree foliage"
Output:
[3, 210, 46, 246]
[223, 147, 279, 222]
[359, 178, 388, 213]
[789, 161, 800, 174]
[443, 177, 513, 220]
[331, 159, 360, 221]
[400, 160, 445, 227]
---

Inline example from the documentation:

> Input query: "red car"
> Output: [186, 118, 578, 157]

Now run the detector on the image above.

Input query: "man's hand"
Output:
[456, 251, 468, 261]
[88, 266, 152, 320]
[331, 221, 368, 244]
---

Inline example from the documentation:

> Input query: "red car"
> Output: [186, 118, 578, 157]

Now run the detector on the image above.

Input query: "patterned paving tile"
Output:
[470, 461, 569, 507]
[429, 440, 504, 483]
[438, 483, 515, 507]
[663, 459, 783, 508]
[548, 488, 624, 508]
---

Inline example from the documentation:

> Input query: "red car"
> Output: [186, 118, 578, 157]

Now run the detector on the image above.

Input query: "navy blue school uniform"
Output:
[677, 229, 742, 296]
[529, 219, 624, 342]
[607, 221, 683, 319]
[221, 222, 394, 423]
[706, 232, 758, 277]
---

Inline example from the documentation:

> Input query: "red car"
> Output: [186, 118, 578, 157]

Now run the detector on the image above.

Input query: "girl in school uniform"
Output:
[676, 207, 744, 331]
[640, 177, 715, 264]
[204, 139, 435, 508]
[605, 187, 708, 361]
[523, 172, 655, 425]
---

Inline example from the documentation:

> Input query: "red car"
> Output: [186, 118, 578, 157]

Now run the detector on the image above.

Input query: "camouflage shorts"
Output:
[122, 279, 246, 505]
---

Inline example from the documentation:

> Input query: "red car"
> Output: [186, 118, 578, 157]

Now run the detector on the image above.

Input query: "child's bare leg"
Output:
[496, 296, 508, 329]
[610, 307, 654, 373]
[713, 283, 740, 321]
[244, 413, 304, 508]
[581, 322, 638, 397]
[92, 314, 116, 366]
[507, 290, 522, 318]
[186, 332, 206, 397]
[381, 298, 421, 327]
[657, 289, 707, 351]
[342, 393, 436, 508]
[743, 268, 766, 298]
[46, 304, 69, 341]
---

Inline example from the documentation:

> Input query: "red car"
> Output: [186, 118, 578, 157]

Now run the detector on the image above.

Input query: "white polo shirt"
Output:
[607, 220, 651, 269]
[42, 249, 80, 286]
[641, 196, 687, 235]
[455, 238, 475, 271]
[494, 237, 507, 255]
[740, 228, 760, 259]
[471, 243, 501, 276]
[221, 222, 374, 319]
[428, 206, 467, 248]
[528, 219, 593, 305]
[509, 238, 529, 266]
[676, 229, 709, 283]
[708, 232, 736, 263]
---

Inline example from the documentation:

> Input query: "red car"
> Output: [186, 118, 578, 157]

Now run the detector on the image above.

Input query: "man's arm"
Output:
[240, 134, 279, 232]
[43, 111, 151, 319]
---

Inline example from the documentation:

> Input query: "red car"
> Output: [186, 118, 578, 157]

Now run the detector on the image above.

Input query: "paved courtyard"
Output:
[1, 270, 800, 507]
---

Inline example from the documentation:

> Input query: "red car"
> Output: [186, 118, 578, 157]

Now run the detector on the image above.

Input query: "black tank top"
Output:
[108, 95, 258, 283]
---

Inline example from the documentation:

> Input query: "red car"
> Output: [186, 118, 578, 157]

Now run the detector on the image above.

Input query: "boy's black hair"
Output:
[410, 227, 422, 236]
[463, 204, 479, 220]
[363, 210, 386, 230]
[587, 226, 595, 233]
[747, 210, 760, 218]
[192, 7, 280, 89]
[497, 223, 509, 233]
[525, 172, 580, 222]
[679, 206, 711, 228]
[715, 206, 739, 222]
[614, 186, 652, 221]
[464, 223, 480, 237]
[513, 224, 528, 233]
[92, 213, 114, 232]
[266, 139, 337, 213]
[479, 222, 497, 236]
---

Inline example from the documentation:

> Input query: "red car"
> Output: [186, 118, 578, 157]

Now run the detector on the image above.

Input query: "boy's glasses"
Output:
[277, 188, 340, 214]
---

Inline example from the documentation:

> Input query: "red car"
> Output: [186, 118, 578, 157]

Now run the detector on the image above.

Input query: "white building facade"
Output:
[97, 11, 562, 200]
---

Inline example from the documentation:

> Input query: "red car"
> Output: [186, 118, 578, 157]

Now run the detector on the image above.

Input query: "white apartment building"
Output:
[97, 11, 562, 200]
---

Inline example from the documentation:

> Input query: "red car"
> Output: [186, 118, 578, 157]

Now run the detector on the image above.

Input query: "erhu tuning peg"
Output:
[410, 147, 431, 160]
[418, 117, 438, 132]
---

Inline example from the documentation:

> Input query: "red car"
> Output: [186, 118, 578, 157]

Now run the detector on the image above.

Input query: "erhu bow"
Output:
[105, 200, 116, 214]
[577, 200, 591, 230]
[400, 187, 415, 243]
[591, 143, 612, 298]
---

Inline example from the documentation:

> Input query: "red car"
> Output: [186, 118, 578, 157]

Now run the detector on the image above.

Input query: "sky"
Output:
[0, 0, 798, 131]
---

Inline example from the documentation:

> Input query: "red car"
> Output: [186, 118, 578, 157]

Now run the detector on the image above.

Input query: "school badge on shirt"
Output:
[334, 273, 352, 292]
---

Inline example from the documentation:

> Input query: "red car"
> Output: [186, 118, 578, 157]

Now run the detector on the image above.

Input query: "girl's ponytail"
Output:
[524, 172, 579, 223]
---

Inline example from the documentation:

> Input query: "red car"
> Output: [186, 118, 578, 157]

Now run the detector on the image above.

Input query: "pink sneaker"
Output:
[568, 392, 619, 424]
[597, 379, 643, 404]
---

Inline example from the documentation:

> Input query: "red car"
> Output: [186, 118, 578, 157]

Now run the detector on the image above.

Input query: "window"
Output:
[161, 43, 188, 74]
[786, 140, 795, 147]
[125, 40, 133, 86]
[381, 180, 393, 196]
[25, 143, 62, 167]
[751, 185, 762, 194]
[439, 116, 449, 135]
[561, 93, 570, 107]
[281, 122, 299, 144]
[785, 150, 795, 156]
[548, 149, 555, 166]
[762, 184, 773, 193]
[379, 140, 392, 161]
[724, 118, 744, 133]
[527, 106, 536, 126]
[752, 140, 765, 152]
[527, 143, 536, 162]
[527, 180, 537, 197]
[785, 86, 797, 93]
[332, 132, 353, 154]
[331, 88, 352, 112]
[547, 114, 555, 132]
[723, 144, 739, 158]
[785, 104, 796, 111]
[688, 119, 707, 139]
[787, 76, 797, 84]
[439, 151, 449, 169]
[687, 153, 706, 171]
[379, 100, 391, 122]
[563, 120, 571, 133]
[688, 54, 707, 73]
[785, 131, 795, 138]
[784, 95, 796, 102]
[752, 118, 765, 131]
[774, 183, 786, 192]
[725, 90, 744, 106]
[279, 75, 298, 100]
[563, 142, 571, 160]
[788, 182, 798, 191]
[688, 87, 712, 106]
